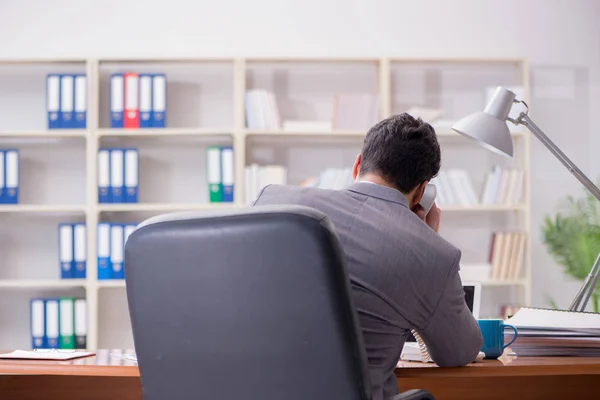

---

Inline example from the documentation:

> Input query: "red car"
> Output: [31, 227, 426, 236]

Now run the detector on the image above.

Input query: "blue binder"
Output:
[110, 149, 124, 203]
[0, 150, 5, 204]
[4, 149, 18, 204]
[124, 148, 138, 203]
[139, 74, 153, 128]
[30, 298, 46, 349]
[98, 149, 111, 203]
[151, 74, 166, 128]
[97, 223, 112, 280]
[46, 74, 61, 129]
[59, 223, 74, 279]
[110, 73, 125, 128]
[45, 299, 60, 348]
[220, 146, 234, 202]
[73, 74, 87, 129]
[110, 224, 124, 279]
[73, 223, 86, 279]
[59, 75, 74, 129]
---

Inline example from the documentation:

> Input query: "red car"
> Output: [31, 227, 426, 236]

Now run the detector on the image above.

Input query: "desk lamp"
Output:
[452, 86, 600, 313]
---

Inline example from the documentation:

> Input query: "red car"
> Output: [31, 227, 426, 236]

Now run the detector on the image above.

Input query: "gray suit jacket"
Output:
[252, 182, 483, 400]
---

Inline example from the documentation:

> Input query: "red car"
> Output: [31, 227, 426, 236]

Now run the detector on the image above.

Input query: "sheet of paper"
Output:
[0, 350, 95, 360]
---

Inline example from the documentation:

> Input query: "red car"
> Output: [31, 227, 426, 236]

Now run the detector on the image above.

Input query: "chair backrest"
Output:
[125, 205, 372, 400]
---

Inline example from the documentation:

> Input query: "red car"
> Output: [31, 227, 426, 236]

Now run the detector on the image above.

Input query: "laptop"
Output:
[400, 282, 483, 363]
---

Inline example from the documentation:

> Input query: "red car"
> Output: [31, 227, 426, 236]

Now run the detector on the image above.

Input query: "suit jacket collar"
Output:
[346, 181, 410, 208]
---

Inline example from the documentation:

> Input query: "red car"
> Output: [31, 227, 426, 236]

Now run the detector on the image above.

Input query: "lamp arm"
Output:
[519, 113, 600, 203]
[517, 112, 600, 312]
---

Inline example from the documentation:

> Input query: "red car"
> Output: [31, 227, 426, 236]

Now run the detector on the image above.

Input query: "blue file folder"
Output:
[139, 74, 153, 128]
[97, 223, 112, 280]
[124, 148, 138, 203]
[73, 74, 87, 129]
[151, 74, 166, 128]
[59, 223, 74, 279]
[4, 149, 18, 204]
[46, 74, 61, 129]
[110, 74, 125, 128]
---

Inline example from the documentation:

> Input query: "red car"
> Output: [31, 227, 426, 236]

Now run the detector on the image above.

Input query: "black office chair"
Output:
[124, 205, 434, 400]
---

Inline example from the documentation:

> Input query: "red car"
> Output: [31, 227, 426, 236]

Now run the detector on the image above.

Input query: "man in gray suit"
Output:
[252, 114, 483, 400]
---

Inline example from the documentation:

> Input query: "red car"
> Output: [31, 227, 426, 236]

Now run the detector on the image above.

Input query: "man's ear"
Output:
[411, 181, 428, 208]
[352, 153, 361, 180]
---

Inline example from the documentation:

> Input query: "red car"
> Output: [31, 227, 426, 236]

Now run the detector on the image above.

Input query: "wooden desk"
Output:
[396, 352, 600, 400]
[1, 349, 600, 399]
[0, 350, 141, 400]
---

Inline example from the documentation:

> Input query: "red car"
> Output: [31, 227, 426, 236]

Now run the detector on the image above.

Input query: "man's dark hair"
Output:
[359, 113, 441, 194]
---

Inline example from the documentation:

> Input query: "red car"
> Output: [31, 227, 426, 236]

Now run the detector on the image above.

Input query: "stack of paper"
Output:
[506, 307, 600, 356]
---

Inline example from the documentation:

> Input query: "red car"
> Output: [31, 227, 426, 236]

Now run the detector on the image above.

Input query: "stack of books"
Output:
[332, 94, 379, 130]
[488, 231, 527, 281]
[245, 89, 281, 130]
[507, 307, 600, 356]
[244, 164, 287, 204]
[299, 167, 353, 190]
[480, 166, 524, 206]
[429, 169, 478, 206]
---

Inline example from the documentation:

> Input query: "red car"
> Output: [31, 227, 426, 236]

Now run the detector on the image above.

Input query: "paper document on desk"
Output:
[0, 350, 95, 360]
[507, 307, 600, 356]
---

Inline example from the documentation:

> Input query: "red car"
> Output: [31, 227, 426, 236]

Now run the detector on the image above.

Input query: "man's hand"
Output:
[414, 203, 441, 232]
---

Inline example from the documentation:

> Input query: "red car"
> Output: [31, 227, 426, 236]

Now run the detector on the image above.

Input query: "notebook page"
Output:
[507, 307, 600, 332]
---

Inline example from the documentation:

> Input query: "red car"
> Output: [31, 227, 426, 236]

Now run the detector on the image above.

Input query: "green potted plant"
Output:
[542, 188, 600, 313]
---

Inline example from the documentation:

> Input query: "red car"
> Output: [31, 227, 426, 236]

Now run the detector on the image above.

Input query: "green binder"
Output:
[58, 297, 76, 349]
[206, 146, 222, 203]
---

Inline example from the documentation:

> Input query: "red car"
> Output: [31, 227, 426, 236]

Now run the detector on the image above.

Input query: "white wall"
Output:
[1, 0, 600, 309]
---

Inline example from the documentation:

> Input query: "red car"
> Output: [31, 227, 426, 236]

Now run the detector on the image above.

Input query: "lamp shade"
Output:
[451, 86, 516, 158]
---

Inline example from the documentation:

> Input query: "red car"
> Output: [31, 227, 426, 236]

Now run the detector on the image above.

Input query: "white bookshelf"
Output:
[0, 57, 531, 349]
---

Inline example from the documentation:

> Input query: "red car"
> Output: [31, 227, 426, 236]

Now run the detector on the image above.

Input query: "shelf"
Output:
[435, 129, 525, 138]
[481, 280, 527, 287]
[97, 128, 232, 137]
[244, 129, 366, 137]
[440, 204, 525, 212]
[0, 130, 87, 138]
[0, 204, 86, 214]
[97, 202, 237, 213]
[97, 280, 126, 288]
[0, 279, 87, 289]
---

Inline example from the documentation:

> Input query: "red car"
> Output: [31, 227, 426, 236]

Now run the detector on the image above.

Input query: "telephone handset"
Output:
[419, 184, 437, 215]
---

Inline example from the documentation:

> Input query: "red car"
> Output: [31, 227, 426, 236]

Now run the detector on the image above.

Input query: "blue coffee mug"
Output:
[477, 319, 518, 359]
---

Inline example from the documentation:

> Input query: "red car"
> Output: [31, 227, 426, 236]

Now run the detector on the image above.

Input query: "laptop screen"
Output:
[463, 285, 475, 313]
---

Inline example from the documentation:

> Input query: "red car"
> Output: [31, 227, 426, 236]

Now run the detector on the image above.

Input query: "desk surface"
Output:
[1, 350, 600, 400]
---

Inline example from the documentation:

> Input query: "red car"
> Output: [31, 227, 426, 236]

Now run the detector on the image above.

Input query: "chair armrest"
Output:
[389, 389, 435, 400]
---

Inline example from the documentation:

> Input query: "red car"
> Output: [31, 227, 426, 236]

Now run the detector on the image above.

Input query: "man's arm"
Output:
[415, 257, 483, 367]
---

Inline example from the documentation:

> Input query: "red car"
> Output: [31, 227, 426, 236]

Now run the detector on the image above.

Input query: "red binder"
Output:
[124, 72, 139, 128]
